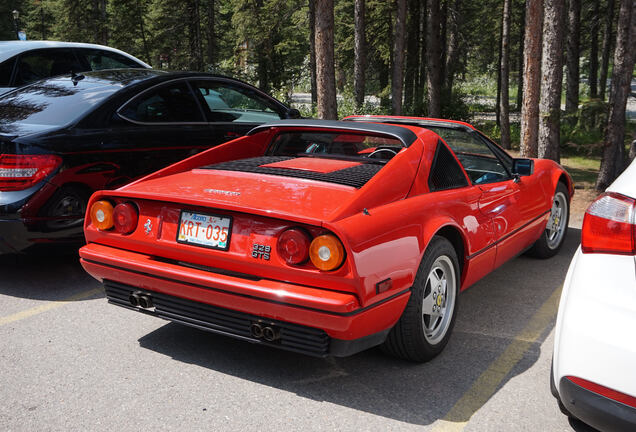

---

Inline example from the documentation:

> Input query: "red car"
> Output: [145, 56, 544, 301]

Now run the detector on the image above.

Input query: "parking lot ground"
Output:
[0, 226, 598, 431]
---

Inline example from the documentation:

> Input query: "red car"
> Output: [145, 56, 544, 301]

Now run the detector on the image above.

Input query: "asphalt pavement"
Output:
[0, 225, 599, 432]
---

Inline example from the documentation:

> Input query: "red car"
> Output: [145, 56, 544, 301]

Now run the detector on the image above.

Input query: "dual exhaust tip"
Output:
[129, 291, 153, 309]
[250, 322, 280, 342]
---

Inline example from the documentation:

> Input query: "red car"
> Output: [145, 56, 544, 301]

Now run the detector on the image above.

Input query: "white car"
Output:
[0, 40, 150, 95]
[552, 159, 636, 431]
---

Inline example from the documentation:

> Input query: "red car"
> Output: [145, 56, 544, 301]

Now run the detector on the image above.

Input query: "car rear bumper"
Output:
[79, 243, 410, 356]
[558, 377, 636, 432]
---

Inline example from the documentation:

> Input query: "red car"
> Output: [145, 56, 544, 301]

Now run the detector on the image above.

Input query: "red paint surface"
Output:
[260, 157, 362, 173]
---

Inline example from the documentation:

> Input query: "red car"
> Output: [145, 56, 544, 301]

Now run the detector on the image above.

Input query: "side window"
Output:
[428, 141, 469, 191]
[78, 49, 143, 70]
[118, 83, 204, 123]
[14, 49, 84, 86]
[428, 127, 509, 185]
[192, 80, 282, 123]
[0, 57, 16, 86]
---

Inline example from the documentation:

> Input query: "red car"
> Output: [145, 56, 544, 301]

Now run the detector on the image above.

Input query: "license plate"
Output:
[177, 211, 232, 250]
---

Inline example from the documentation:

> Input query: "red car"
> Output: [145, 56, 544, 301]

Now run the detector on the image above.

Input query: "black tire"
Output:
[42, 185, 89, 230]
[381, 236, 460, 362]
[528, 182, 570, 259]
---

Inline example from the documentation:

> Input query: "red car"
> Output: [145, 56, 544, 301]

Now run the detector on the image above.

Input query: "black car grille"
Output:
[203, 156, 383, 189]
[104, 280, 331, 357]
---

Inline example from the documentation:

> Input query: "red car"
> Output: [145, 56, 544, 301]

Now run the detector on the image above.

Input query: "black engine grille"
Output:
[202, 156, 383, 189]
[104, 280, 331, 357]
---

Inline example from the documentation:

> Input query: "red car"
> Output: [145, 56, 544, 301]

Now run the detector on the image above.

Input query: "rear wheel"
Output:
[528, 182, 570, 258]
[382, 236, 459, 362]
[43, 186, 89, 230]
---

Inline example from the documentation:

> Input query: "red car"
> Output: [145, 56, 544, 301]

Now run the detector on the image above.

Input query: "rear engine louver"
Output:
[202, 156, 383, 188]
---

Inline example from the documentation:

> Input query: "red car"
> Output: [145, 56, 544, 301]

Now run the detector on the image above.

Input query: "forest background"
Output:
[1, 0, 635, 190]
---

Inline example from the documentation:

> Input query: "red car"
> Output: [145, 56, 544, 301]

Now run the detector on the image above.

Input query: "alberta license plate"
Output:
[177, 211, 232, 250]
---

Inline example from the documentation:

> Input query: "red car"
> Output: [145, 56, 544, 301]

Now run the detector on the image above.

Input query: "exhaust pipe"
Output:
[129, 292, 141, 307]
[138, 295, 153, 309]
[250, 323, 264, 338]
[262, 326, 280, 342]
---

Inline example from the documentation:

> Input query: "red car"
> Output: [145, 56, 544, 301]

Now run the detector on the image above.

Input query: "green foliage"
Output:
[561, 99, 609, 156]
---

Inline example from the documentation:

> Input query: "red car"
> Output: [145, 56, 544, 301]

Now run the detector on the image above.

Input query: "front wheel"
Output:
[528, 183, 570, 259]
[381, 236, 459, 362]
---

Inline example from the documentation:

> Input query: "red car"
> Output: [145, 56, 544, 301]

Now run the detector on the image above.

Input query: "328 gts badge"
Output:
[252, 243, 271, 260]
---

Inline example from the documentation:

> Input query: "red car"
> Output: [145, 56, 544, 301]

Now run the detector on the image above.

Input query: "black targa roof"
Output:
[247, 119, 419, 147]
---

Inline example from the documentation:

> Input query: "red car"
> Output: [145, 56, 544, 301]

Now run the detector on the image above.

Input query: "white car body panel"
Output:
[552, 158, 636, 427]
[0, 41, 151, 96]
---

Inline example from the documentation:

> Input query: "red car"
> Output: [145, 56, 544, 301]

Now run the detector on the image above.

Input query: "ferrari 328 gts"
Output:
[79, 117, 573, 361]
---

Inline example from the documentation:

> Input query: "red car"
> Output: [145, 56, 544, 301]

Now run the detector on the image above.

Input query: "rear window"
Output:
[0, 79, 118, 126]
[267, 131, 404, 161]
[0, 57, 16, 86]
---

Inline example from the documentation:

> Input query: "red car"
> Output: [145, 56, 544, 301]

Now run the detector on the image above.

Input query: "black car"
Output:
[0, 69, 298, 254]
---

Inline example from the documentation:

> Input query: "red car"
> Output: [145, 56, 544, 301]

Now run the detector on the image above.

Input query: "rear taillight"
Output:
[0, 154, 62, 191]
[113, 203, 139, 234]
[581, 192, 635, 255]
[309, 234, 345, 271]
[277, 228, 311, 265]
[90, 200, 114, 231]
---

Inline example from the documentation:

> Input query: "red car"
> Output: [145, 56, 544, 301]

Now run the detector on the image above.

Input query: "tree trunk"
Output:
[495, 5, 504, 127]
[499, 0, 512, 149]
[137, 0, 151, 66]
[599, 0, 615, 101]
[588, 0, 600, 98]
[309, 0, 317, 105]
[416, 0, 427, 114]
[439, 0, 448, 83]
[315, 0, 337, 119]
[354, 0, 366, 110]
[595, 0, 636, 190]
[206, 0, 215, 66]
[100, 0, 107, 44]
[537, 0, 565, 163]
[444, 0, 462, 102]
[516, 3, 525, 111]
[520, 0, 542, 158]
[426, 0, 442, 117]
[404, 0, 420, 113]
[392, 0, 407, 115]
[565, 0, 581, 114]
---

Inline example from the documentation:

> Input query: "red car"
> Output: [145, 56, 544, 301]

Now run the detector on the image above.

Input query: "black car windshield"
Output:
[267, 131, 404, 162]
[0, 77, 119, 127]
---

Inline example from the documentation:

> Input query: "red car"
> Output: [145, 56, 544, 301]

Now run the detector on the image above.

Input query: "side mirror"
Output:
[512, 158, 534, 177]
[285, 108, 301, 119]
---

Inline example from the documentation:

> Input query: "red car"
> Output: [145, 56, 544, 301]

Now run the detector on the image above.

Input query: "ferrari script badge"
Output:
[144, 219, 152, 235]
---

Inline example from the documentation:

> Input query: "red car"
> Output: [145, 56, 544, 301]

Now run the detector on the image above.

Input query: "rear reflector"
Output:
[567, 376, 636, 409]
[581, 193, 635, 255]
[0, 154, 62, 191]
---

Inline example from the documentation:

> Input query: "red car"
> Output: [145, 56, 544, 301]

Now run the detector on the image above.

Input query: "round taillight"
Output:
[277, 228, 311, 265]
[113, 203, 139, 234]
[90, 200, 114, 231]
[309, 234, 345, 271]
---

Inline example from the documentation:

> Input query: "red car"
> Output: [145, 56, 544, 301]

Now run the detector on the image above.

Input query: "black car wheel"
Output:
[382, 236, 460, 362]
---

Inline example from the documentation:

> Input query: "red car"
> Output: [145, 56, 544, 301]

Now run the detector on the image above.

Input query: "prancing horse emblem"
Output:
[144, 219, 152, 235]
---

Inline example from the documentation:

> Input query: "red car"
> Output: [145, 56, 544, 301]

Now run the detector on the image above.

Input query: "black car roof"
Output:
[248, 119, 419, 147]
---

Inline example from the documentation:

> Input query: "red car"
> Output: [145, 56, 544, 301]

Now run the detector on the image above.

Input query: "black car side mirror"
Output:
[512, 158, 534, 177]
[285, 108, 301, 119]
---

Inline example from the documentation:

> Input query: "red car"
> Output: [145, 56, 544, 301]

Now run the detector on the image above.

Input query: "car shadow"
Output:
[137, 227, 582, 427]
[0, 245, 103, 301]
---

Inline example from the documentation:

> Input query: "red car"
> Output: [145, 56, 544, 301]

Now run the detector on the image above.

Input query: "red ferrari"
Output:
[79, 117, 573, 361]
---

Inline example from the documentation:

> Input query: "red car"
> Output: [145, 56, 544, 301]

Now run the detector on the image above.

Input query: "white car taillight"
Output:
[581, 192, 635, 255]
